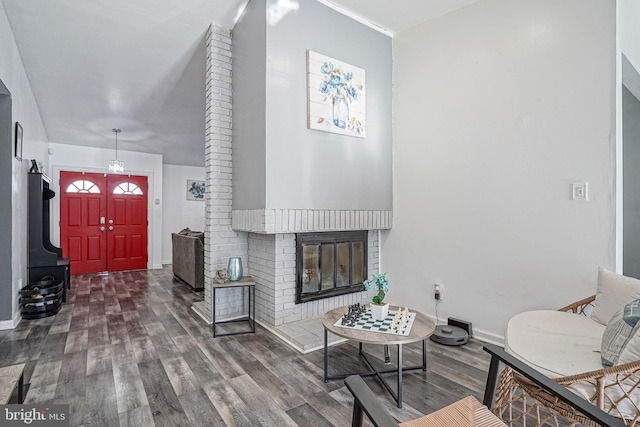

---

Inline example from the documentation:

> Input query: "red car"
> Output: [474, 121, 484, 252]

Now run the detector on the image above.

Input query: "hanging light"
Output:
[108, 128, 124, 173]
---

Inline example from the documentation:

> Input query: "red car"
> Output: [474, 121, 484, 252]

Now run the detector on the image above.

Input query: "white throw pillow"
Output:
[619, 327, 640, 364]
[592, 267, 640, 325]
[601, 299, 640, 367]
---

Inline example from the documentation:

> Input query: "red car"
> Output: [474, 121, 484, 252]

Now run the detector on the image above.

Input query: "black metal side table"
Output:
[212, 276, 256, 337]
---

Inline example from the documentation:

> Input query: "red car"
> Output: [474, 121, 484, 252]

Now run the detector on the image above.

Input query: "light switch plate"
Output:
[572, 182, 588, 201]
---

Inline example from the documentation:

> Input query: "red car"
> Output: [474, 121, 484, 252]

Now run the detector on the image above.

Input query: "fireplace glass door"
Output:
[297, 231, 367, 303]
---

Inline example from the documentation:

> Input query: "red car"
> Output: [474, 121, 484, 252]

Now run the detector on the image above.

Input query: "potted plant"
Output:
[364, 273, 390, 320]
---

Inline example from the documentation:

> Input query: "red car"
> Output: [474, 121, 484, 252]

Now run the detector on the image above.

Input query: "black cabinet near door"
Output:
[26, 173, 71, 315]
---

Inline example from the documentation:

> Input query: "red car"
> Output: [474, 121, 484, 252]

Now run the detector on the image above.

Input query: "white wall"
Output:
[47, 143, 164, 269]
[233, 0, 393, 211]
[161, 164, 205, 263]
[0, 4, 49, 328]
[386, 0, 616, 342]
[619, 0, 640, 73]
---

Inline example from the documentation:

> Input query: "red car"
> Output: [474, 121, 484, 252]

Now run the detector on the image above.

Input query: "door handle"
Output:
[100, 226, 105, 232]
[109, 226, 114, 231]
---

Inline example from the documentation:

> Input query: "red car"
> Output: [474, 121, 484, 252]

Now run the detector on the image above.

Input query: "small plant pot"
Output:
[370, 303, 389, 321]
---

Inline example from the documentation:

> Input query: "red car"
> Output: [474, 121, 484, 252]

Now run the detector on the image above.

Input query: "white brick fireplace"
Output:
[230, 210, 392, 329]
[246, 230, 380, 328]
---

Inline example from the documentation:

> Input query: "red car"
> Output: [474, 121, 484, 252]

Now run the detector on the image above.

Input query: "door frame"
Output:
[51, 165, 156, 270]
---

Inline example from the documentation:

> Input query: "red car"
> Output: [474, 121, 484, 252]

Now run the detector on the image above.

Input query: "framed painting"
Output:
[15, 122, 23, 160]
[186, 180, 205, 201]
[307, 50, 366, 138]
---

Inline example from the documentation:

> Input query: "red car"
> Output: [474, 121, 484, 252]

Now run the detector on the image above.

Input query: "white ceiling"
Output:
[2, 0, 479, 166]
[327, 0, 479, 33]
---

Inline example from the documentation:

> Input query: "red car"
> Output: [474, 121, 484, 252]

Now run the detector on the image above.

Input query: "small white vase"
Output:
[370, 303, 389, 321]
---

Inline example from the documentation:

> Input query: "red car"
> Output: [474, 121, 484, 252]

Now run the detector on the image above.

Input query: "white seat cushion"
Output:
[505, 310, 605, 378]
[505, 310, 640, 419]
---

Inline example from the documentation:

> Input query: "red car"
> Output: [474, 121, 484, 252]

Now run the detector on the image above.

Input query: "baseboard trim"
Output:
[0, 311, 21, 330]
[254, 320, 303, 353]
[470, 329, 504, 346]
[254, 319, 347, 355]
[191, 303, 211, 324]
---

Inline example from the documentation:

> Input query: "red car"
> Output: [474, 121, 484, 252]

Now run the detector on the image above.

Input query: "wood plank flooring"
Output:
[0, 267, 491, 426]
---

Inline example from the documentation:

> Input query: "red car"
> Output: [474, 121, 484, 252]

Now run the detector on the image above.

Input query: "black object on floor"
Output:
[430, 325, 469, 346]
[19, 279, 64, 319]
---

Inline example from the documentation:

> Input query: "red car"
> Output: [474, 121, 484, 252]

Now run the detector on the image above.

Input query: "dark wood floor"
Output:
[0, 267, 491, 426]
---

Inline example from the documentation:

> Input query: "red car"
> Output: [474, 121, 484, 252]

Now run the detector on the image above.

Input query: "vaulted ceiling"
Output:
[2, 0, 479, 166]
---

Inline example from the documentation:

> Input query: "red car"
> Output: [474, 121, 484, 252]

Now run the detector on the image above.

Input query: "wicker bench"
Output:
[0, 364, 25, 404]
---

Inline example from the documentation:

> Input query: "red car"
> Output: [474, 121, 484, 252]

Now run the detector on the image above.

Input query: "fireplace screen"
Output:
[296, 231, 367, 303]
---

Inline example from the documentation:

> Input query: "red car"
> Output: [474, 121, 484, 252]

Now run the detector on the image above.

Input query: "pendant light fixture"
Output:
[108, 128, 124, 173]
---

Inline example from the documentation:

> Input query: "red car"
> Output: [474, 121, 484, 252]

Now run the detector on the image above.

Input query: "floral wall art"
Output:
[307, 50, 366, 138]
[186, 180, 205, 201]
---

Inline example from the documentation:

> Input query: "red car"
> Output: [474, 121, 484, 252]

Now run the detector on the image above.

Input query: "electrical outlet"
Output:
[434, 284, 442, 300]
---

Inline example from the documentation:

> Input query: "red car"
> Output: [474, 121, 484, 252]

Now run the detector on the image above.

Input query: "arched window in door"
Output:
[112, 182, 143, 195]
[65, 180, 101, 193]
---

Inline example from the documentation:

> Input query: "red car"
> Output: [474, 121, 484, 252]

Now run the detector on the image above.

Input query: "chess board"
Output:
[333, 309, 416, 336]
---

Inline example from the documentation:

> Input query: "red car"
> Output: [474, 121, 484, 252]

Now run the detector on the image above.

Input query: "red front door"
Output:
[106, 175, 148, 272]
[60, 171, 148, 274]
[60, 172, 107, 274]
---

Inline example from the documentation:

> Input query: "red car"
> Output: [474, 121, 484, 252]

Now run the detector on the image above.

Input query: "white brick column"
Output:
[200, 24, 248, 323]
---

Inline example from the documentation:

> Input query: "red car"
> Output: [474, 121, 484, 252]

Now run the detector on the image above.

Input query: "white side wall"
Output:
[619, 0, 640, 73]
[386, 0, 616, 342]
[161, 164, 205, 263]
[47, 143, 163, 269]
[0, 4, 49, 328]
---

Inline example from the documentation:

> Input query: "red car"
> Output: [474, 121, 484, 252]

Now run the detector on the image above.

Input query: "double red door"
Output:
[60, 171, 148, 275]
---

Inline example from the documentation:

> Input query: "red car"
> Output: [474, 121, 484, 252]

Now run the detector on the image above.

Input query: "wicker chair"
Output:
[493, 296, 640, 426]
[345, 344, 623, 427]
